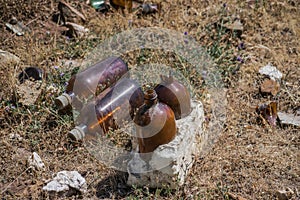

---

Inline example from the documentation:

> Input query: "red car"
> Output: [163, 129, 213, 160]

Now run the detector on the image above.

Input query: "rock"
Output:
[43, 171, 87, 194]
[16, 79, 43, 106]
[260, 79, 280, 96]
[5, 17, 30, 36]
[65, 22, 89, 38]
[225, 19, 244, 32]
[60, 59, 82, 69]
[222, 19, 244, 37]
[259, 64, 283, 81]
[27, 152, 45, 171]
[0, 49, 20, 64]
[127, 100, 204, 188]
[276, 187, 294, 200]
[278, 112, 300, 127]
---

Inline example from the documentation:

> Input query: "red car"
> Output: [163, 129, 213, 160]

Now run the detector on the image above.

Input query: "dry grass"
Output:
[0, 0, 299, 199]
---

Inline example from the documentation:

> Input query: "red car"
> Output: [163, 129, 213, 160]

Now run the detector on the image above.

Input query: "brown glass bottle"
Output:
[69, 78, 144, 141]
[55, 56, 128, 111]
[134, 89, 176, 154]
[154, 74, 192, 120]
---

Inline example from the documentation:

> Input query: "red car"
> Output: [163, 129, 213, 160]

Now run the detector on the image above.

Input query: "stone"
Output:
[0, 49, 20, 64]
[27, 152, 45, 171]
[127, 100, 205, 188]
[43, 171, 87, 194]
[16, 79, 43, 106]
[278, 112, 300, 127]
[259, 64, 283, 81]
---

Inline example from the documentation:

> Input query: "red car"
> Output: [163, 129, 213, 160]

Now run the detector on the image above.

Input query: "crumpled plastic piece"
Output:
[43, 171, 87, 193]
[259, 64, 283, 81]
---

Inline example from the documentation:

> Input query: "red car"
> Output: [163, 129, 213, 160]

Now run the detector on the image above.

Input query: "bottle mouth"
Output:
[144, 89, 157, 101]
[55, 93, 72, 110]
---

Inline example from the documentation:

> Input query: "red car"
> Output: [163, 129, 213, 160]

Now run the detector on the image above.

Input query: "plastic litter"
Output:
[55, 56, 128, 111]
[69, 78, 144, 140]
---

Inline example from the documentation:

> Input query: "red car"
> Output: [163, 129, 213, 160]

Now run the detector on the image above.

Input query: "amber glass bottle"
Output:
[154, 74, 192, 119]
[134, 89, 176, 154]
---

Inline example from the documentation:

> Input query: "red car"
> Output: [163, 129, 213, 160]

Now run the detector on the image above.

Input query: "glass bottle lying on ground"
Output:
[55, 56, 128, 111]
[69, 77, 144, 141]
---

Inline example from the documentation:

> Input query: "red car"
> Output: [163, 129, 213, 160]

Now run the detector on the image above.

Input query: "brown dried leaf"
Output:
[260, 79, 280, 96]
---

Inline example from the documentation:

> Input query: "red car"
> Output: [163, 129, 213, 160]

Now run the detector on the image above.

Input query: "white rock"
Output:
[27, 152, 45, 171]
[0, 49, 20, 64]
[127, 100, 204, 188]
[278, 112, 300, 127]
[43, 171, 87, 194]
[259, 64, 283, 80]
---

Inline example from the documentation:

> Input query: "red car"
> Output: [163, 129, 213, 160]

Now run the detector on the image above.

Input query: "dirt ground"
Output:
[0, 0, 299, 199]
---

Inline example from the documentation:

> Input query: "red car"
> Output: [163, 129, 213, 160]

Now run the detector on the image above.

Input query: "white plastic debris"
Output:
[259, 64, 283, 80]
[27, 152, 45, 171]
[278, 112, 300, 127]
[43, 171, 87, 194]
[127, 100, 205, 188]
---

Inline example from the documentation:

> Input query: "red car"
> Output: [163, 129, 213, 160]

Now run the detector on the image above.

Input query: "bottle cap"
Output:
[68, 126, 85, 141]
[55, 93, 72, 110]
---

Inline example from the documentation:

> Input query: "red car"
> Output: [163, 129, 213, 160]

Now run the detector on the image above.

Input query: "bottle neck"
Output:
[144, 89, 158, 106]
[144, 98, 158, 106]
